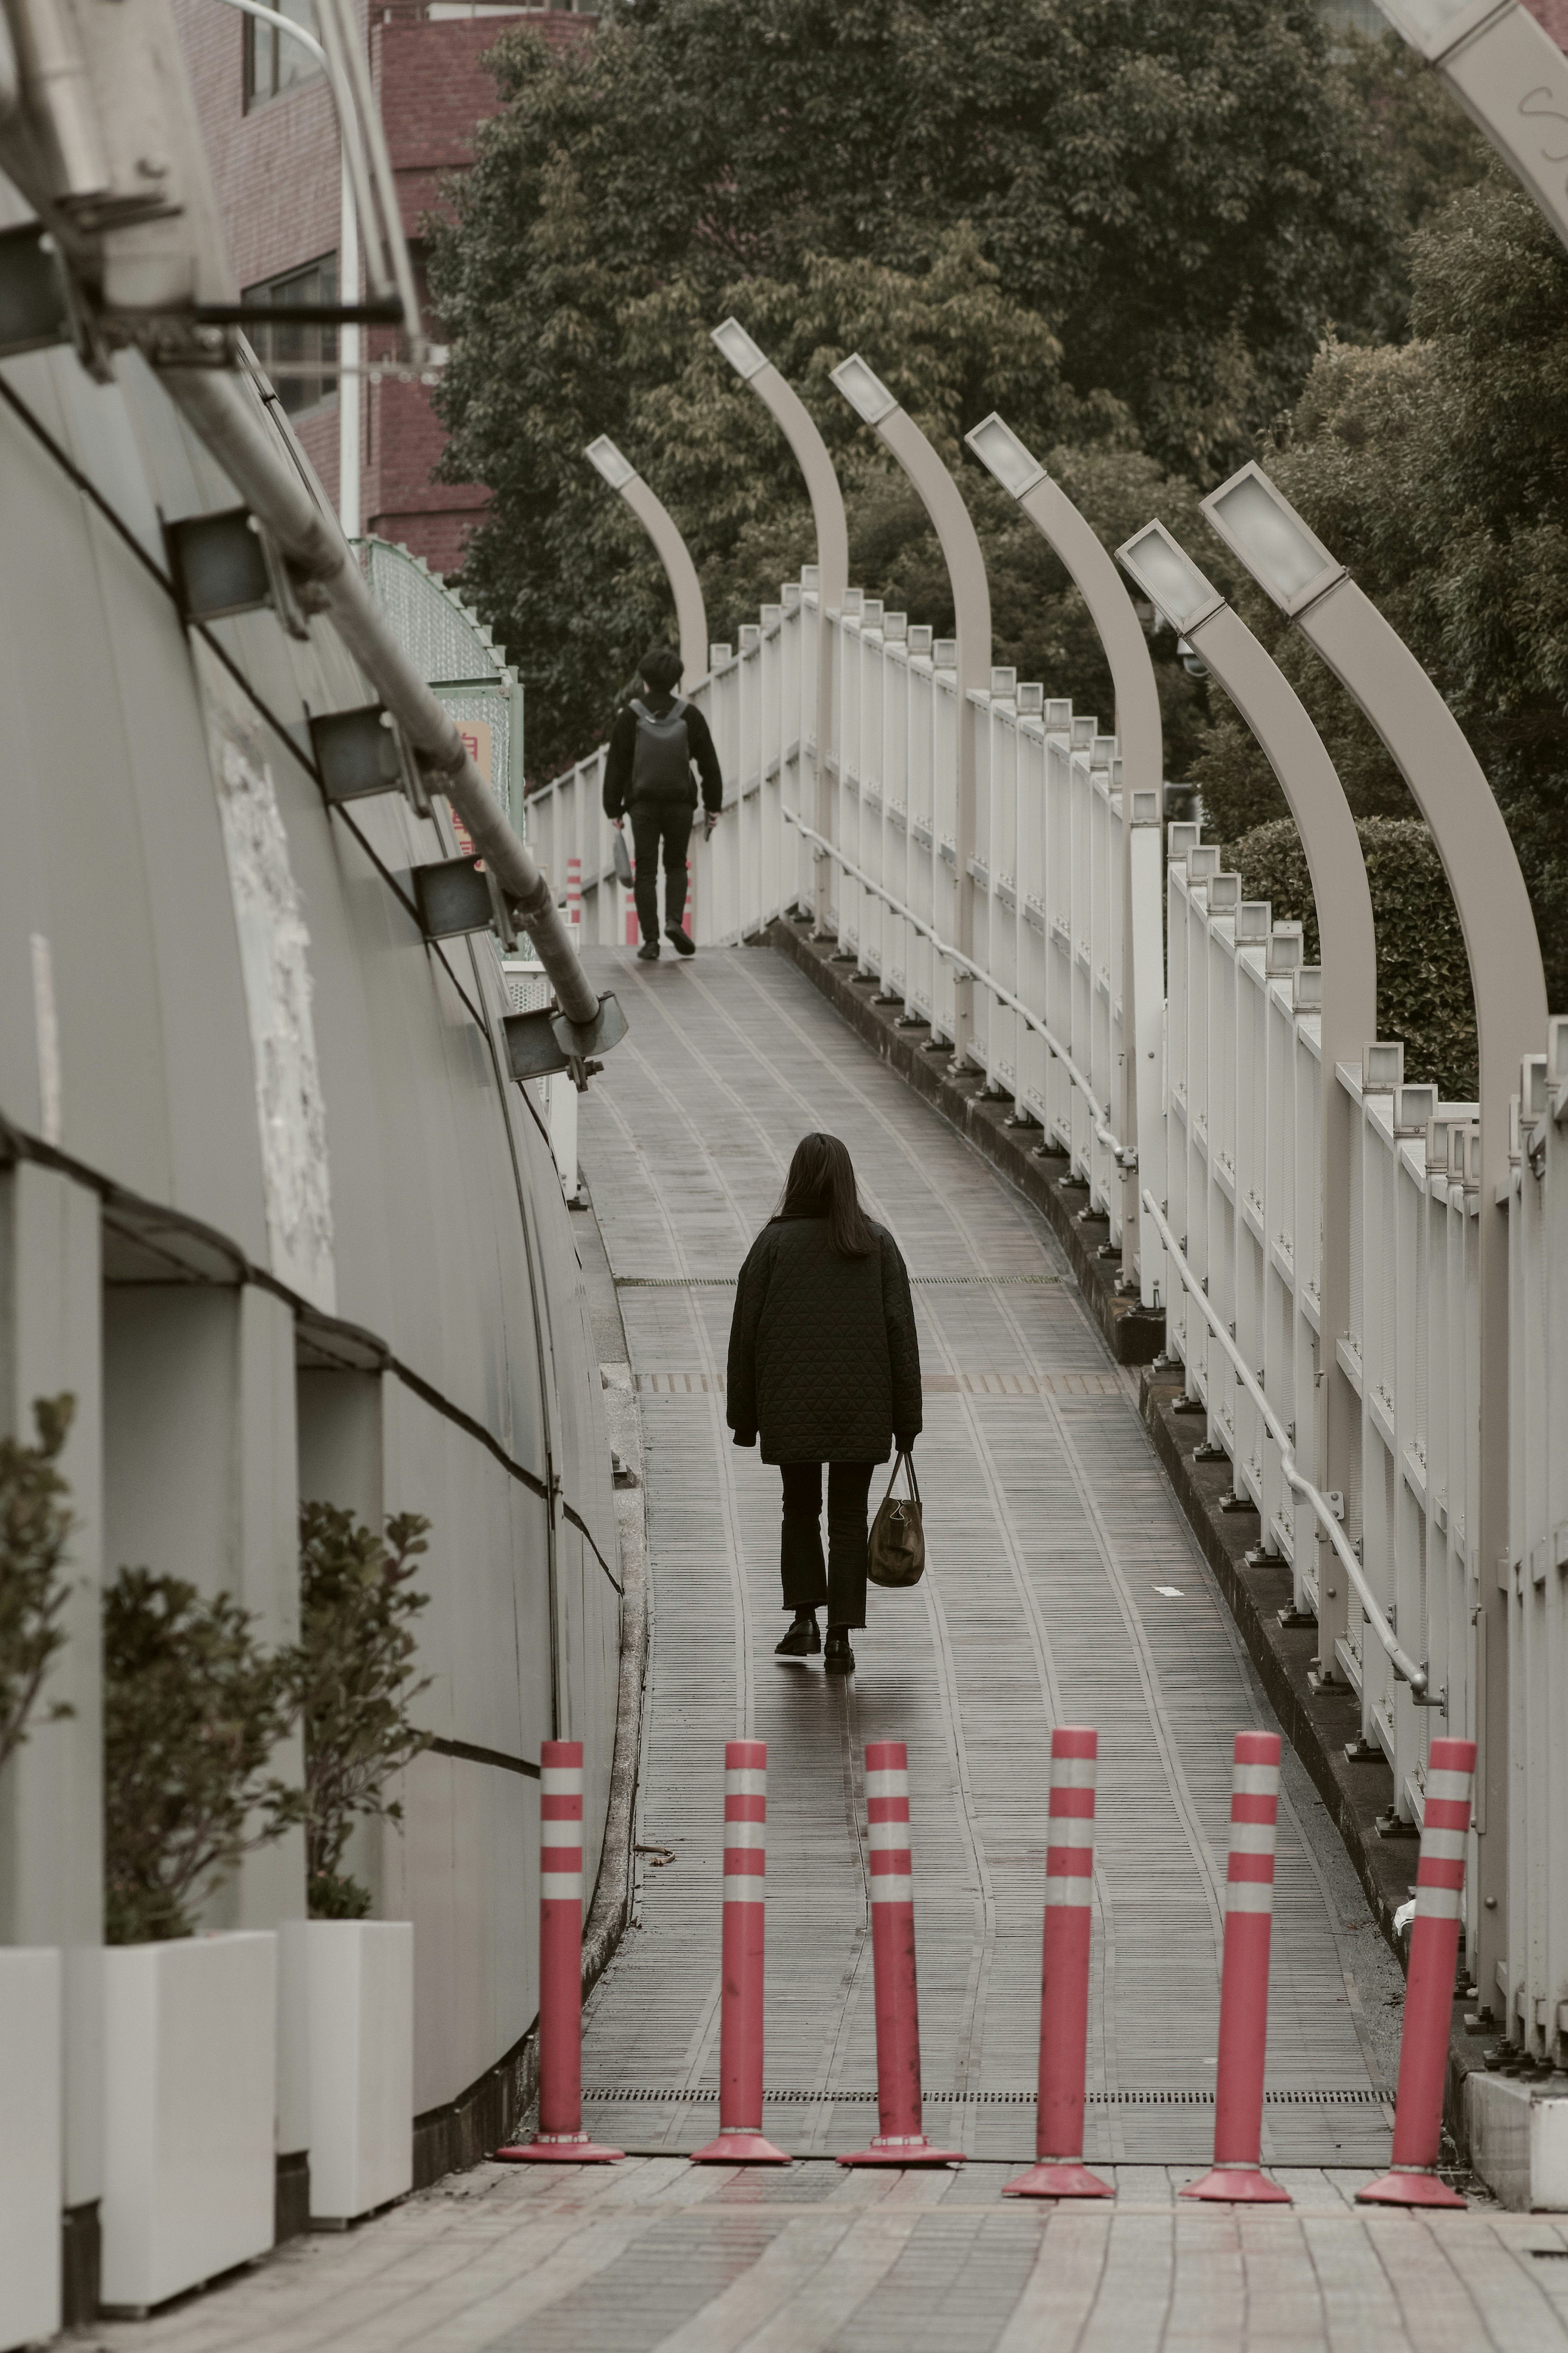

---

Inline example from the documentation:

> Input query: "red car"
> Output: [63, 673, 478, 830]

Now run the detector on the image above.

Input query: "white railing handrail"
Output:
[784, 805, 1125, 1151]
[1141, 1188, 1429, 1696]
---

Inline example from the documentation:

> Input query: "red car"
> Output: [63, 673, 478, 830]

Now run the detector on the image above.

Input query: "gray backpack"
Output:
[629, 696, 696, 806]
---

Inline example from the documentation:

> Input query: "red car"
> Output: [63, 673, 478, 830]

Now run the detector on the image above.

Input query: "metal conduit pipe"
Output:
[784, 805, 1115, 1135]
[160, 363, 599, 1028]
[1141, 1189, 1430, 1698]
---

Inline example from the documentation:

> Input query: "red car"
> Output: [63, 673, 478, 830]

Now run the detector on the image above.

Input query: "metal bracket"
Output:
[502, 991, 628, 1088]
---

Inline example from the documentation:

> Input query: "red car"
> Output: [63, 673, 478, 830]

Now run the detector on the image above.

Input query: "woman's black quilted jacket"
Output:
[726, 1214, 922, 1465]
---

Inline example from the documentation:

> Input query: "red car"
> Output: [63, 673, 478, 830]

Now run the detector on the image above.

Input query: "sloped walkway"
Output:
[577, 946, 1400, 2169]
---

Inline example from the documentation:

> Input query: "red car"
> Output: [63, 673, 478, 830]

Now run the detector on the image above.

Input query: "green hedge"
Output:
[1229, 815, 1477, 1101]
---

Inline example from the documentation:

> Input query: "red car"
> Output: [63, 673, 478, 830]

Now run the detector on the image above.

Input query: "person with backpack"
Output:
[602, 644, 723, 960]
[726, 1132, 922, 1676]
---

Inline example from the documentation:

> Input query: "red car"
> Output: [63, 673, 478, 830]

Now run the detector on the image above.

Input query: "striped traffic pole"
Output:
[496, 1740, 623, 2163]
[1358, 1737, 1477, 2209]
[693, 1740, 790, 2163]
[1005, 1726, 1112, 2198]
[838, 1741, 964, 2167]
[566, 854, 583, 933]
[1182, 1730, 1291, 2204]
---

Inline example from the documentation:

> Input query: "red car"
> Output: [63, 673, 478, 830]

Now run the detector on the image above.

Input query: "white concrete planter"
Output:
[100, 1931, 276, 2313]
[1469, 2072, 1568, 2210]
[0, 1949, 62, 2351]
[283, 1920, 413, 2223]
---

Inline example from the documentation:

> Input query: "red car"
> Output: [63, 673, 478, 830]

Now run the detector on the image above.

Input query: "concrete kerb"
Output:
[765, 919, 1164, 1366]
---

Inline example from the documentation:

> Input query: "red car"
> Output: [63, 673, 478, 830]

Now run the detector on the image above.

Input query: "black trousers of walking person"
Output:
[629, 805, 693, 942]
[779, 1461, 875, 1630]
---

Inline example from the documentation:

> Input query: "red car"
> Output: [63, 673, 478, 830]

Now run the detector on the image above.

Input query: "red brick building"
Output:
[173, 0, 592, 578]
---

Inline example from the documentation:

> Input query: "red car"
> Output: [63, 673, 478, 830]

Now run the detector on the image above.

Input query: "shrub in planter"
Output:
[0, 1393, 76, 1773]
[102, 1570, 304, 1944]
[295, 1506, 432, 1920]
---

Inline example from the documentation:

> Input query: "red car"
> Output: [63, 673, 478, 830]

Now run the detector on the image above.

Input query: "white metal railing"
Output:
[531, 559, 1568, 2056]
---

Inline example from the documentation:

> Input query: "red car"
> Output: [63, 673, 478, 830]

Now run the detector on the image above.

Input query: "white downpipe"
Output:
[338, 152, 360, 539]
[1140, 1188, 1429, 1697]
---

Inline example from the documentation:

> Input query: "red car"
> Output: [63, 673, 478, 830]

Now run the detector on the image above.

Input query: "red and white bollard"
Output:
[496, 1740, 623, 2163]
[1005, 1726, 1112, 2198]
[839, 1741, 963, 2167]
[693, 1740, 790, 2164]
[566, 854, 583, 936]
[1183, 1730, 1291, 2204]
[1358, 1737, 1477, 2209]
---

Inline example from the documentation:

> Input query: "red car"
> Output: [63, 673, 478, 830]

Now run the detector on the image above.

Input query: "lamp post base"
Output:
[1002, 2160, 1114, 2199]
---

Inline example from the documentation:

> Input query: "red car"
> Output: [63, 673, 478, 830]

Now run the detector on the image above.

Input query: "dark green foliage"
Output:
[1230, 816, 1477, 1101]
[295, 1505, 432, 1922]
[103, 1570, 303, 1945]
[430, 0, 1400, 776]
[0, 1394, 76, 1775]
[1191, 167, 1568, 1020]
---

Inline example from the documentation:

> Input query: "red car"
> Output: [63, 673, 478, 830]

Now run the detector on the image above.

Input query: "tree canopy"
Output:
[431, 0, 1405, 776]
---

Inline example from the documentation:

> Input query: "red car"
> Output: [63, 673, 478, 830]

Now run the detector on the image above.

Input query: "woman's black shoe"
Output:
[775, 1611, 820, 1657]
[824, 1627, 856, 1675]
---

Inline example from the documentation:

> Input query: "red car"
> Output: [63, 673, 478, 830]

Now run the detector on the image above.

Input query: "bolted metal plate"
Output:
[503, 990, 628, 1082]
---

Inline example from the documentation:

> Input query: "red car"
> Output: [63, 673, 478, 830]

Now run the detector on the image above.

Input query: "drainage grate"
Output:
[584, 2086, 1384, 2109]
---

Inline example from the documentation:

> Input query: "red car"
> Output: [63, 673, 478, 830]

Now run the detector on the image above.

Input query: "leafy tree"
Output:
[294, 1505, 432, 1921]
[1190, 166, 1568, 1021]
[103, 1569, 303, 1944]
[1231, 816, 1477, 1100]
[432, 0, 1401, 773]
[0, 1394, 76, 1775]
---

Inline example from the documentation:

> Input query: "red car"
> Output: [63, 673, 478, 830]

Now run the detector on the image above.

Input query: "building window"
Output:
[243, 256, 339, 416]
[244, 0, 323, 109]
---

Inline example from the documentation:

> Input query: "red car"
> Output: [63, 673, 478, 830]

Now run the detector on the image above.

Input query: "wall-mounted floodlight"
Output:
[412, 854, 521, 950]
[1203, 457, 1546, 1989]
[1200, 464, 1343, 618]
[1372, 0, 1568, 254]
[1114, 524, 1225, 638]
[829, 353, 899, 428]
[1119, 509, 1377, 1656]
[0, 222, 70, 358]
[582, 435, 707, 685]
[167, 507, 273, 622]
[970, 411, 1167, 1303]
[309, 704, 421, 808]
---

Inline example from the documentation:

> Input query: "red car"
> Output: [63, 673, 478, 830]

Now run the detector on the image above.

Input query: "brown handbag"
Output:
[868, 1451, 924, 1588]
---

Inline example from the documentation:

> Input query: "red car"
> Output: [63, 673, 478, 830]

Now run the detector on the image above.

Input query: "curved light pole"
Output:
[1203, 460, 1548, 1998]
[830, 354, 993, 1066]
[1372, 0, 1568, 252]
[1115, 520, 1378, 1670]
[584, 435, 708, 688]
[712, 319, 848, 928]
[967, 413, 1164, 1300]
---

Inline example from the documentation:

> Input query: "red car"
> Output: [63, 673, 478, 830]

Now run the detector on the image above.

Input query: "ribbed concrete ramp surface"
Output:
[96, 947, 1568, 2352]
[579, 946, 1393, 2169]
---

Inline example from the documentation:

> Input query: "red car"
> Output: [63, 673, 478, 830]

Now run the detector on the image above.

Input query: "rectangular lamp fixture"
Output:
[0, 223, 70, 359]
[166, 507, 272, 624]
[309, 705, 413, 804]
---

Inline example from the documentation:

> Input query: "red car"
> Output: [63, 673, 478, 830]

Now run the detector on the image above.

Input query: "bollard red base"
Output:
[1003, 2160, 1114, 2199]
[1181, 2165, 1291, 2204]
[691, 2129, 791, 2164]
[495, 2132, 625, 2164]
[837, 2134, 964, 2167]
[1356, 2166, 1466, 2210]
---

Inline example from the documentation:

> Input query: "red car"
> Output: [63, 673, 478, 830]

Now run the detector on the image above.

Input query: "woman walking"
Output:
[727, 1133, 922, 1675]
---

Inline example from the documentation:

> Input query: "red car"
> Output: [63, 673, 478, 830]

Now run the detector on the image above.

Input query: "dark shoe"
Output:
[637, 940, 660, 961]
[775, 1611, 820, 1658]
[824, 1627, 856, 1675]
[666, 924, 696, 957]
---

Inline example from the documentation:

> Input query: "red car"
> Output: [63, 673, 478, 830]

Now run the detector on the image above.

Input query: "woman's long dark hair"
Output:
[776, 1133, 875, 1257]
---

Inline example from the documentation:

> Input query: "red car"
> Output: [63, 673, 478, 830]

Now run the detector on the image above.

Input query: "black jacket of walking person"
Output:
[727, 1134, 921, 1670]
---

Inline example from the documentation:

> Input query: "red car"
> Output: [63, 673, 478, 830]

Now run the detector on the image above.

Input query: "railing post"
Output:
[831, 356, 992, 1069]
[1203, 463, 1548, 2009]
